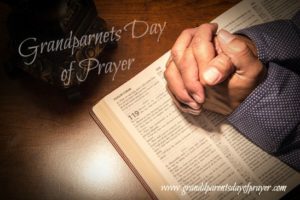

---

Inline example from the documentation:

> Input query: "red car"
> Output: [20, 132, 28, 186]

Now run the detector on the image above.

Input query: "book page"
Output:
[102, 52, 256, 200]
[201, 112, 300, 200]
[212, 0, 300, 32]
[97, 50, 299, 199]
[93, 0, 300, 199]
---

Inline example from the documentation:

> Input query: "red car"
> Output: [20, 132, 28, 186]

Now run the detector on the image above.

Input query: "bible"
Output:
[91, 0, 300, 199]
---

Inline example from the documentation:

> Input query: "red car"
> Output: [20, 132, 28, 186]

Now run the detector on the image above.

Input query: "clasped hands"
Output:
[164, 23, 266, 116]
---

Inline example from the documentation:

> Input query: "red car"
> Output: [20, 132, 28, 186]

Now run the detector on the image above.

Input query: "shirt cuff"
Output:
[235, 19, 300, 67]
[227, 63, 300, 154]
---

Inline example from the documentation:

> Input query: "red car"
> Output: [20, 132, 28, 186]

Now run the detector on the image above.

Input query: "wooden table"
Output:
[0, 0, 298, 199]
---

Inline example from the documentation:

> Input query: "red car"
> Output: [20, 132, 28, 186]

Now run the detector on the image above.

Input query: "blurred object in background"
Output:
[1, 0, 117, 100]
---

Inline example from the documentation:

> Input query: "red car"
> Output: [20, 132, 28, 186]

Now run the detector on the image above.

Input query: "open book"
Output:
[91, 0, 300, 199]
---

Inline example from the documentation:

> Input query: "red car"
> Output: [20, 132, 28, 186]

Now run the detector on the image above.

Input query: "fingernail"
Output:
[192, 94, 203, 104]
[188, 108, 202, 115]
[218, 29, 235, 44]
[188, 102, 200, 110]
[203, 67, 222, 85]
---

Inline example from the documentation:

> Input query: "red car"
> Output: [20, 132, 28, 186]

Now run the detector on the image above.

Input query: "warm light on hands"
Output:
[164, 23, 266, 115]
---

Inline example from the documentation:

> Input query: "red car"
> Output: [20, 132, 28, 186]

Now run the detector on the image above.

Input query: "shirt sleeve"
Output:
[236, 11, 300, 74]
[228, 64, 300, 171]
[228, 11, 300, 171]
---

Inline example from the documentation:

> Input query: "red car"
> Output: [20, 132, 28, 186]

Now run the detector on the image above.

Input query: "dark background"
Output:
[0, 0, 298, 199]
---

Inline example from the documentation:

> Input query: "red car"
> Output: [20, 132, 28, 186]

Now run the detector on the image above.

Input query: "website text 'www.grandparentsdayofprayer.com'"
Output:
[161, 182, 288, 196]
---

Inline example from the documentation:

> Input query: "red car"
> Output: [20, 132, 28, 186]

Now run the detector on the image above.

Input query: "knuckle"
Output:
[181, 28, 193, 35]
[198, 23, 210, 29]
[238, 41, 248, 52]
[171, 48, 180, 61]
[164, 67, 174, 80]
[217, 54, 231, 67]
[164, 69, 171, 80]
[191, 37, 202, 48]
[232, 38, 250, 56]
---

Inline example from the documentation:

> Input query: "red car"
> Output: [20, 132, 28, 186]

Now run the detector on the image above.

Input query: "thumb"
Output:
[201, 53, 234, 86]
[217, 29, 263, 79]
